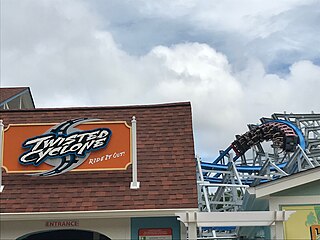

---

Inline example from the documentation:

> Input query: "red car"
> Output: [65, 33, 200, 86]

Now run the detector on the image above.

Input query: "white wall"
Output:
[1, 218, 130, 240]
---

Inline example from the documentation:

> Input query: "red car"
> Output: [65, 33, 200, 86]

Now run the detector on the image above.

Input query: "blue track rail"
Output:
[200, 120, 305, 185]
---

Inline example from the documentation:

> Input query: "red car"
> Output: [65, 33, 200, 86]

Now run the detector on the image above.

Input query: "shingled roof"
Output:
[0, 87, 35, 109]
[0, 87, 28, 103]
[0, 102, 197, 213]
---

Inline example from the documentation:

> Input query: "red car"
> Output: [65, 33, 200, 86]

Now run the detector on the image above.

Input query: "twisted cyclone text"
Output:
[19, 128, 112, 166]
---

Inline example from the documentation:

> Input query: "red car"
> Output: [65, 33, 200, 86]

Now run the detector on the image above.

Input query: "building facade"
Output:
[1, 87, 319, 240]
[0, 97, 197, 240]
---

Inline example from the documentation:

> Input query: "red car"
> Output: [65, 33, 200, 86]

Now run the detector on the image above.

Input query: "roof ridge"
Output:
[0, 86, 29, 89]
[0, 101, 191, 112]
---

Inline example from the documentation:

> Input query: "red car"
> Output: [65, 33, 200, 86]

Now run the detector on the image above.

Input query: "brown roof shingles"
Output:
[0, 102, 198, 213]
[0, 87, 29, 103]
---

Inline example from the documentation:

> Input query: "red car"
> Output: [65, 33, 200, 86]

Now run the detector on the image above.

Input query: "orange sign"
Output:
[2, 119, 132, 176]
[311, 225, 320, 240]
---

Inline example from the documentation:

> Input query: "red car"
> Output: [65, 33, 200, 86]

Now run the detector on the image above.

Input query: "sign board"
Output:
[45, 220, 79, 228]
[2, 119, 132, 176]
[138, 228, 172, 240]
[283, 205, 320, 240]
[310, 225, 320, 240]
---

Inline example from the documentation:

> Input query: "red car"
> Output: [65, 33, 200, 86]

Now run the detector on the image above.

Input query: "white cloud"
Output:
[1, 0, 320, 158]
[90, 0, 320, 73]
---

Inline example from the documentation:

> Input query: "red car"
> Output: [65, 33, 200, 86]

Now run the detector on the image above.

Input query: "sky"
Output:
[1, 0, 320, 158]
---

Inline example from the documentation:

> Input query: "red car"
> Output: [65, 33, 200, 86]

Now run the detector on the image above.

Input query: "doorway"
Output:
[17, 229, 111, 240]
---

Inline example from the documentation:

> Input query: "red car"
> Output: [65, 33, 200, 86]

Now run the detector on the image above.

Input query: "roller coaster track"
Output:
[196, 112, 320, 238]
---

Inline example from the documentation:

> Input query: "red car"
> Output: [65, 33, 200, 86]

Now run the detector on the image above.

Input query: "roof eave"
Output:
[247, 166, 320, 198]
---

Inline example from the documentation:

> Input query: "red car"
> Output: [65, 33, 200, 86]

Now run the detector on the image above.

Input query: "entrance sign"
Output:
[45, 220, 79, 228]
[2, 119, 132, 176]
